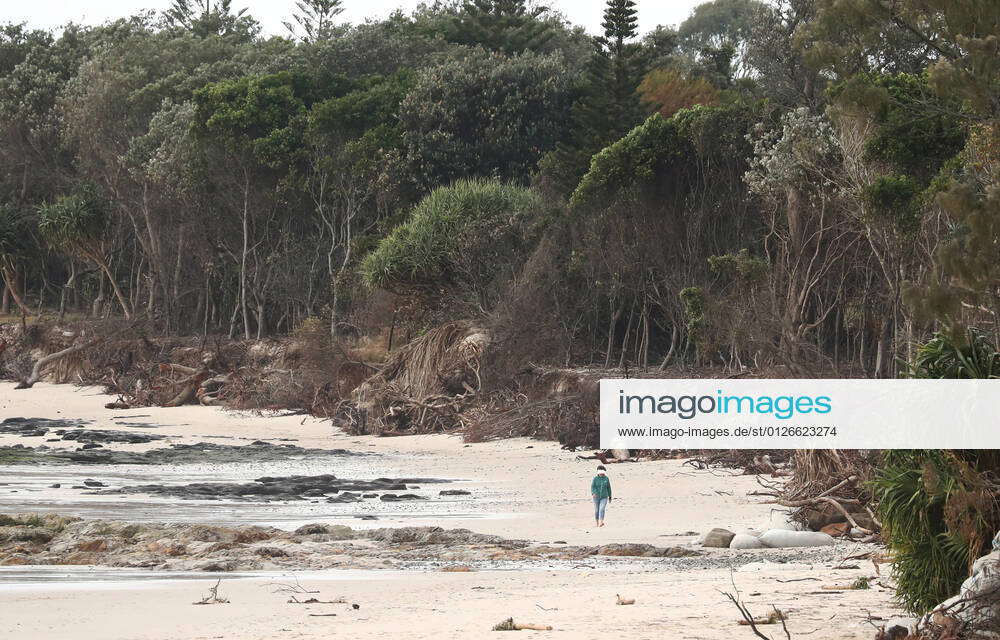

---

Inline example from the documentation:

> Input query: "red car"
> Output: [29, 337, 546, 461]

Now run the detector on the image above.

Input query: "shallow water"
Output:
[0, 566, 412, 589]
[0, 452, 497, 529]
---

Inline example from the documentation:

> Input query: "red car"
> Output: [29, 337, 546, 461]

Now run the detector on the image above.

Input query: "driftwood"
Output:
[14, 321, 140, 390]
[492, 617, 553, 631]
[15, 334, 107, 389]
[164, 368, 211, 407]
[193, 579, 229, 605]
[759, 474, 881, 535]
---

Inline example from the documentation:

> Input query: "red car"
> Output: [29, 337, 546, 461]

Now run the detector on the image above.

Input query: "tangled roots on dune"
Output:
[463, 368, 600, 448]
[342, 322, 490, 435]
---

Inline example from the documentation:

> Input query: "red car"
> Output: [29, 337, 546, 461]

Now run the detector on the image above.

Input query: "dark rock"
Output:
[101, 473, 449, 502]
[593, 543, 702, 558]
[294, 524, 329, 535]
[803, 503, 847, 530]
[439, 490, 472, 496]
[364, 527, 528, 548]
[0, 417, 88, 438]
[62, 430, 165, 445]
[380, 494, 427, 502]
[5, 442, 362, 467]
[701, 528, 736, 548]
[49, 484, 61, 488]
[82, 480, 106, 487]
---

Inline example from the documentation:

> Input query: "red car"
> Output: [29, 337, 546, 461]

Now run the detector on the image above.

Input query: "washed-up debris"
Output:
[493, 618, 552, 631]
[193, 579, 229, 605]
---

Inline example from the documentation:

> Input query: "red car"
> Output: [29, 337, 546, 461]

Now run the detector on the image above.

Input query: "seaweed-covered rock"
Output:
[593, 543, 702, 558]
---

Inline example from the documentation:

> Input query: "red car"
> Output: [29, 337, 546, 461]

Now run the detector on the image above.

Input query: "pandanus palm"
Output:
[38, 188, 132, 319]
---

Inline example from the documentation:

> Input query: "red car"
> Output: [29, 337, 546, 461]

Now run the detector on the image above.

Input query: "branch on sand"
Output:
[492, 617, 553, 631]
[15, 321, 138, 389]
[193, 579, 229, 605]
[722, 573, 792, 640]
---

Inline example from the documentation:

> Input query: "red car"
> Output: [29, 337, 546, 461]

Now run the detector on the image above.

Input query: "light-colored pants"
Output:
[593, 496, 609, 521]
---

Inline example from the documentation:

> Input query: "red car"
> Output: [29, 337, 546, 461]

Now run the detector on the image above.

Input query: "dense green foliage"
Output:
[399, 48, 578, 187]
[0, 0, 994, 379]
[906, 329, 1000, 379]
[361, 178, 542, 304]
[873, 449, 1000, 613]
[37, 187, 110, 254]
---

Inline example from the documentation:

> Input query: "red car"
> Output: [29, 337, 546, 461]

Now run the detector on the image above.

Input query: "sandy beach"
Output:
[0, 382, 903, 639]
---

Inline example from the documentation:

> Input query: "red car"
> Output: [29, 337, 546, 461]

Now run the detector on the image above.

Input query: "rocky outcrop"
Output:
[0, 516, 703, 572]
[93, 474, 450, 502]
[0, 441, 358, 466]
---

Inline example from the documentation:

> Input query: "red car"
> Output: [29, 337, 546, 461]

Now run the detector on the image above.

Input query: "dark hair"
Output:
[597, 465, 606, 471]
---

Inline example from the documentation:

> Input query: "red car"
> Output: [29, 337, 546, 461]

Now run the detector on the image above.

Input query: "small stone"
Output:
[701, 528, 736, 548]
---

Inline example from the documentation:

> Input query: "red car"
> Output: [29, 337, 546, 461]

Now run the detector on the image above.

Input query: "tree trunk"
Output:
[1, 265, 30, 316]
[93, 255, 132, 320]
[240, 170, 252, 340]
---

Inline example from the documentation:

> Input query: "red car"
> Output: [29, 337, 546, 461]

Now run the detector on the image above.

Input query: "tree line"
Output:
[0, 0, 997, 377]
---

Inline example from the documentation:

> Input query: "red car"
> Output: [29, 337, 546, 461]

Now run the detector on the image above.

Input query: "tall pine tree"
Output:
[164, 0, 255, 37]
[593, 0, 643, 141]
[539, 0, 646, 198]
[284, 0, 344, 43]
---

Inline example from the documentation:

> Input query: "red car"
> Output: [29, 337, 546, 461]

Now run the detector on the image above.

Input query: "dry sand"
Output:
[0, 382, 903, 639]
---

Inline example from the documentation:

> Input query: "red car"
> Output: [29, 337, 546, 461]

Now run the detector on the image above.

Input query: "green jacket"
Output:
[591, 474, 612, 500]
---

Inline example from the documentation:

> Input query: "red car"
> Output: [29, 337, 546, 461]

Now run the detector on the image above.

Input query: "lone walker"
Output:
[591, 465, 612, 527]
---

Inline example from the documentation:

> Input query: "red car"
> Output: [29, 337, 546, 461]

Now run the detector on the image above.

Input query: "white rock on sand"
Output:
[759, 529, 836, 548]
[729, 533, 766, 549]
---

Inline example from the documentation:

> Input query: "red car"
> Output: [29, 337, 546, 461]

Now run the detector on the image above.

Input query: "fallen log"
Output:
[14, 321, 139, 390]
[15, 335, 105, 389]
[165, 368, 211, 407]
[768, 495, 874, 535]
[493, 617, 553, 631]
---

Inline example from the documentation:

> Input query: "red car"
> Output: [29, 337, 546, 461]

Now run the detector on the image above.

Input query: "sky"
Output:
[4, 1, 706, 36]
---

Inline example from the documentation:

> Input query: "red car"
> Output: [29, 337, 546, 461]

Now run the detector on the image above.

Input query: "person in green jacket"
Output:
[591, 465, 612, 527]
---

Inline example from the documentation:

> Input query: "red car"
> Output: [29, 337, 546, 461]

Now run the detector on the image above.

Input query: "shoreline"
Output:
[0, 381, 905, 639]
